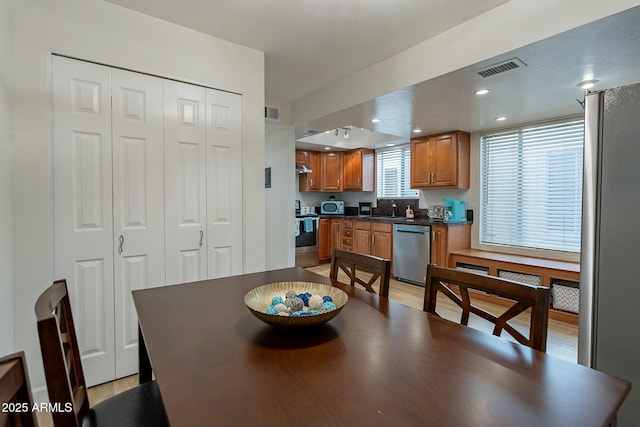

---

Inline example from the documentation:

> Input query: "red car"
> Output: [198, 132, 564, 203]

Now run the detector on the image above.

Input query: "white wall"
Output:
[265, 126, 296, 269]
[9, 0, 265, 391]
[293, 0, 640, 125]
[0, 0, 13, 356]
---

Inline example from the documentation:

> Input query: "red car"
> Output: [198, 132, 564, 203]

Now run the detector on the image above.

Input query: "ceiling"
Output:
[104, 1, 640, 149]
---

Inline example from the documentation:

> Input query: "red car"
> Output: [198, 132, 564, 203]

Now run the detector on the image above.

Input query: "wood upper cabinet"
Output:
[431, 224, 471, 267]
[318, 218, 332, 260]
[321, 152, 343, 191]
[298, 150, 321, 191]
[410, 131, 470, 189]
[343, 148, 375, 191]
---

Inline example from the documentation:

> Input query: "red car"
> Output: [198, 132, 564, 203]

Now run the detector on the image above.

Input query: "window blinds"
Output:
[376, 145, 419, 199]
[480, 119, 584, 252]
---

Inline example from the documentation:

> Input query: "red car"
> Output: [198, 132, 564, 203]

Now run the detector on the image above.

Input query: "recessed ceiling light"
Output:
[324, 147, 331, 150]
[413, 128, 422, 133]
[371, 118, 381, 123]
[475, 89, 490, 95]
[386, 143, 396, 147]
[496, 116, 507, 121]
[578, 79, 599, 90]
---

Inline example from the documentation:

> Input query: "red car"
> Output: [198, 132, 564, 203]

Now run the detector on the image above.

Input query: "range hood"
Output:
[296, 165, 312, 174]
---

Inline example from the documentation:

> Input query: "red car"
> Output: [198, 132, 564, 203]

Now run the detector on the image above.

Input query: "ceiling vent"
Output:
[265, 105, 280, 121]
[304, 129, 320, 136]
[476, 58, 527, 78]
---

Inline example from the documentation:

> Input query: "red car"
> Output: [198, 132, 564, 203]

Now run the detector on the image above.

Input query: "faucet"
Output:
[391, 200, 397, 217]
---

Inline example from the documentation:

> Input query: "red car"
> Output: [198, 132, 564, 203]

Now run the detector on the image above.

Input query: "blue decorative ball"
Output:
[265, 305, 279, 315]
[271, 296, 284, 306]
[322, 301, 337, 311]
[322, 295, 333, 303]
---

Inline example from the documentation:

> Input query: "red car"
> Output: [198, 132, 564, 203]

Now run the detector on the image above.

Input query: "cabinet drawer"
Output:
[343, 229, 353, 237]
[342, 220, 353, 229]
[372, 222, 392, 233]
[342, 238, 352, 246]
[355, 221, 371, 230]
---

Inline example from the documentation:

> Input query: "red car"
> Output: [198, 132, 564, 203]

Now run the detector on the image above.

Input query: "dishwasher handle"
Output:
[394, 227, 430, 234]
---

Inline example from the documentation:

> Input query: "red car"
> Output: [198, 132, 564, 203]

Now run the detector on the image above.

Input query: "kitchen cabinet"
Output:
[354, 221, 372, 254]
[321, 152, 343, 191]
[353, 221, 392, 261]
[318, 218, 332, 260]
[431, 224, 471, 267]
[410, 131, 470, 189]
[331, 218, 342, 255]
[297, 150, 321, 191]
[343, 148, 375, 191]
[341, 219, 354, 251]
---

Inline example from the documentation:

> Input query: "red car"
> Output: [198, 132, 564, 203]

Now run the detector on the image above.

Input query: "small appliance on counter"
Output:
[320, 200, 345, 215]
[358, 202, 372, 216]
[427, 205, 446, 220]
[443, 198, 467, 222]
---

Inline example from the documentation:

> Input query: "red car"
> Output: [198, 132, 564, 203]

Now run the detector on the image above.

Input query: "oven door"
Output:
[295, 217, 319, 267]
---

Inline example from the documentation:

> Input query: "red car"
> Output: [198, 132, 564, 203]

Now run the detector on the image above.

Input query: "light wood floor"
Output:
[36, 263, 577, 426]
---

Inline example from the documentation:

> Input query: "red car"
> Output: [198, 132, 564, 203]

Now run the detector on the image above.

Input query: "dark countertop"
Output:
[318, 215, 472, 226]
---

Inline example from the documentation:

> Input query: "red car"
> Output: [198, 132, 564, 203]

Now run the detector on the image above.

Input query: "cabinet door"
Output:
[372, 231, 392, 260]
[431, 225, 448, 267]
[431, 133, 457, 187]
[353, 225, 371, 255]
[300, 151, 321, 191]
[318, 219, 332, 260]
[296, 150, 309, 166]
[331, 219, 342, 255]
[410, 138, 431, 187]
[164, 80, 208, 286]
[343, 150, 362, 190]
[322, 152, 343, 191]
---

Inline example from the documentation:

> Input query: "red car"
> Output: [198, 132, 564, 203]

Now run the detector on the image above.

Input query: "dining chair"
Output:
[0, 351, 37, 427]
[330, 248, 391, 297]
[423, 264, 550, 352]
[35, 279, 169, 427]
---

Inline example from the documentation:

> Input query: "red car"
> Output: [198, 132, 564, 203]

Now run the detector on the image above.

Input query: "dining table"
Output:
[132, 267, 630, 427]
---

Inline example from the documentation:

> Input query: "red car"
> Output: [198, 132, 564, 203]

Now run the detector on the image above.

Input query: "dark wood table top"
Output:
[133, 267, 630, 427]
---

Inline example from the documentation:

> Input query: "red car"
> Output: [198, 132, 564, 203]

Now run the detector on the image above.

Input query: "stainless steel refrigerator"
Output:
[579, 83, 640, 426]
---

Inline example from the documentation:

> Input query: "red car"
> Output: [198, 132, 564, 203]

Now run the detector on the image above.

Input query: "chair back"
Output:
[0, 351, 37, 427]
[35, 279, 88, 427]
[330, 249, 391, 297]
[424, 264, 550, 352]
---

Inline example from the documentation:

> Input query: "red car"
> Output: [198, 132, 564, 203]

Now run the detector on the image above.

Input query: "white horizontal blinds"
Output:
[480, 119, 584, 252]
[376, 145, 419, 199]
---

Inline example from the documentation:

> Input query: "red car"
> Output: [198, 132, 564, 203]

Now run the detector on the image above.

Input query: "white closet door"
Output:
[206, 89, 243, 278]
[164, 81, 207, 285]
[52, 56, 116, 386]
[111, 69, 165, 378]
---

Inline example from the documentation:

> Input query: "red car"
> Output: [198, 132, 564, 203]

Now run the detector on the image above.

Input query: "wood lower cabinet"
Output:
[431, 224, 471, 267]
[318, 218, 332, 260]
[410, 131, 470, 189]
[353, 221, 392, 261]
[372, 222, 393, 260]
[331, 219, 342, 256]
[341, 219, 354, 251]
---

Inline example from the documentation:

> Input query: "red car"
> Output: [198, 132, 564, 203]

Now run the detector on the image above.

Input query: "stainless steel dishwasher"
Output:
[393, 224, 431, 285]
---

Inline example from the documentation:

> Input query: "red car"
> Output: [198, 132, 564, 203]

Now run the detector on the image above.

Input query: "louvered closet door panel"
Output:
[52, 56, 116, 386]
[206, 89, 243, 278]
[111, 69, 165, 378]
[164, 80, 208, 285]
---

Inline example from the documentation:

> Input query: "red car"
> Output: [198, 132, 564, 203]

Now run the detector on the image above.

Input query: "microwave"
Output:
[320, 200, 345, 215]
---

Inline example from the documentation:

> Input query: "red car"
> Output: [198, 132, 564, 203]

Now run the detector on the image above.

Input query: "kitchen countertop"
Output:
[318, 215, 472, 226]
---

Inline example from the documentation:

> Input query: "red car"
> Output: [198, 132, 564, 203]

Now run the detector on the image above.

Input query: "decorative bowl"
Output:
[244, 281, 348, 328]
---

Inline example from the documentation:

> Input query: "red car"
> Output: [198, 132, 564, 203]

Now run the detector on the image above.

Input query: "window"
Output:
[376, 145, 419, 199]
[480, 119, 584, 252]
